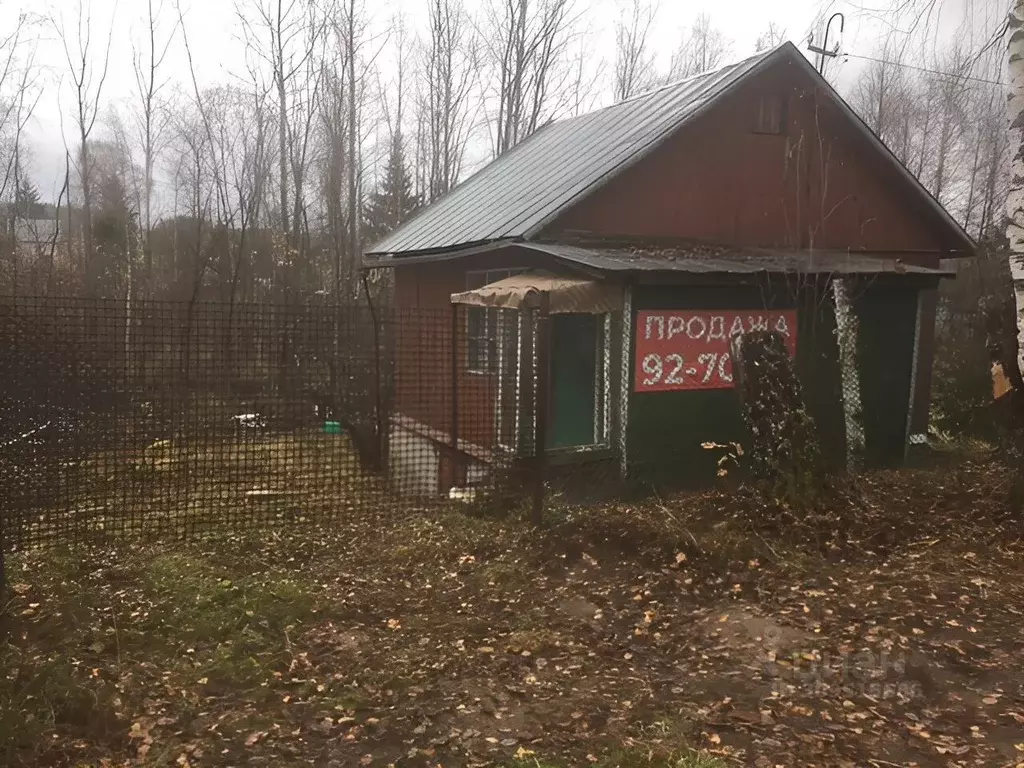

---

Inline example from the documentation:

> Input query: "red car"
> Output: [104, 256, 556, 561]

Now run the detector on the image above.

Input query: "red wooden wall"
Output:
[393, 252, 541, 450]
[543, 57, 959, 260]
[391, 52, 966, 448]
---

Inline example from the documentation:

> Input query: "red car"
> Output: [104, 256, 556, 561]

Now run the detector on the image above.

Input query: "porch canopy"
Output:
[449, 270, 621, 314]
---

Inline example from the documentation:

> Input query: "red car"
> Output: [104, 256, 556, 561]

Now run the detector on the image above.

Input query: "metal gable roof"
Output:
[367, 41, 974, 259]
[366, 46, 779, 257]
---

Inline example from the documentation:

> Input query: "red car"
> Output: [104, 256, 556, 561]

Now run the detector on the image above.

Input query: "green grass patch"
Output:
[141, 551, 319, 647]
[504, 758, 564, 768]
[1, 541, 327, 767]
[504, 749, 725, 768]
[596, 748, 727, 768]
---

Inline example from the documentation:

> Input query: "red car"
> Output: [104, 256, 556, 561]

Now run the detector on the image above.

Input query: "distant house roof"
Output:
[367, 42, 973, 259]
[13, 219, 58, 245]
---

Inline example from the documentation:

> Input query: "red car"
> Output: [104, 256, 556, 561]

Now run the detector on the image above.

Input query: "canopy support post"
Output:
[532, 294, 550, 525]
[450, 301, 459, 484]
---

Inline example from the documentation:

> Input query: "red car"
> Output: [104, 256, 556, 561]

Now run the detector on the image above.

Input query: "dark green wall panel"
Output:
[626, 281, 848, 487]
[854, 283, 918, 468]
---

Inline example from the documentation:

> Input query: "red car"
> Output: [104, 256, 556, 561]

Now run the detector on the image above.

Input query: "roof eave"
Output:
[362, 239, 521, 268]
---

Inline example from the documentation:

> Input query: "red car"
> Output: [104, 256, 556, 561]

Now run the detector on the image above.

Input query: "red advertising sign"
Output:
[634, 310, 798, 392]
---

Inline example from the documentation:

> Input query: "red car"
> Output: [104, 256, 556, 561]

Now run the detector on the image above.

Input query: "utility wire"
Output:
[838, 51, 1006, 86]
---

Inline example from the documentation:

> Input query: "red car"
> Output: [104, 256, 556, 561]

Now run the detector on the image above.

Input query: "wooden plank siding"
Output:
[393, 252, 560, 452]
[537, 58, 952, 438]
[542, 60, 954, 258]
[386, 52, 960, 478]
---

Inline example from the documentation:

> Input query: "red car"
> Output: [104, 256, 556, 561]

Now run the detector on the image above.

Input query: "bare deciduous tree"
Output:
[238, 0, 327, 268]
[329, 0, 370, 291]
[319, 64, 350, 297]
[850, 40, 914, 160]
[928, 47, 971, 204]
[755, 22, 786, 53]
[613, 0, 658, 101]
[419, 0, 479, 199]
[52, 0, 116, 295]
[482, 0, 581, 156]
[1007, 1, 1024, 381]
[669, 12, 730, 79]
[129, 0, 177, 296]
[0, 10, 39, 205]
[846, 35, 1006, 235]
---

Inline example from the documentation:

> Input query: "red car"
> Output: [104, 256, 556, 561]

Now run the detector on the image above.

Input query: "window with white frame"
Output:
[465, 269, 523, 373]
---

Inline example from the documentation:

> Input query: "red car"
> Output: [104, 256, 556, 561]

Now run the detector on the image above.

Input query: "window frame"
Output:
[464, 268, 525, 375]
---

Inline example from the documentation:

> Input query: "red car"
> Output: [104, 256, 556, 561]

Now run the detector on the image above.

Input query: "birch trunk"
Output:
[1007, 0, 1024, 380]
[832, 278, 864, 472]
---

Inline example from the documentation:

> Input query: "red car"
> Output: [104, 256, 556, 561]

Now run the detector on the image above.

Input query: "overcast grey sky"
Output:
[2, 0, 1006, 201]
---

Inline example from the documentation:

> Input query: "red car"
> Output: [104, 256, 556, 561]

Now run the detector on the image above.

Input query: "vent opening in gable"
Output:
[754, 93, 787, 135]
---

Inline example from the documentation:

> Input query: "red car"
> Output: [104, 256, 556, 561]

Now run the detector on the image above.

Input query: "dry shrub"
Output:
[732, 330, 823, 509]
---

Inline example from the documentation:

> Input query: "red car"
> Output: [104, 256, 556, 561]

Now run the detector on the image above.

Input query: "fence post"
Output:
[362, 273, 388, 474]
[532, 296, 551, 525]
[0, 510, 6, 605]
[450, 302, 460, 484]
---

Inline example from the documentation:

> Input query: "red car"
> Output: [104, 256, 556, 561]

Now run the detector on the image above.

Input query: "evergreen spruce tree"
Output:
[14, 176, 45, 220]
[363, 134, 419, 245]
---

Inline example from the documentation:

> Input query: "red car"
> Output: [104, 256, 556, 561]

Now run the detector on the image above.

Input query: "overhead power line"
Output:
[839, 51, 1006, 87]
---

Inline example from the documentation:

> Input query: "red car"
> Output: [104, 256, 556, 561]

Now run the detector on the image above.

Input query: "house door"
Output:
[548, 313, 605, 449]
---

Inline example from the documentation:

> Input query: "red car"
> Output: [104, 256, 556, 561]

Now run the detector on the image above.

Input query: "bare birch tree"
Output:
[420, 0, 479, 199]
[1006, 1, 1024, 380]
[343, 0, 362, 288]
[482, 0, 581, 156]
[327, 0, 370, 290]
[927, 48, 971, 204]
[562, 29, 605, 117]
[319, 64, 350, 296]
[0, 17, 42, 295]
[613, 0, 658, 101]
[669, 12, 730, 79]
[51, 1, 116, 295]
[377, 13, 409, 177]
[168, 100, 216, 300]
[969, 72, 1008, 237]
[755, 22, 786, 53]
[850, 40, 915, 161]
[180, 6, 275, 302]
[238, 0, 327, 270]
[0, 10, 38, 205]
[128, 0, 177, 297]
[845, 34, 1006, 235]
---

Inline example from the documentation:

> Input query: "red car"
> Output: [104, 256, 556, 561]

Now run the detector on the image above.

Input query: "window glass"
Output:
[465, 269, 522, 372]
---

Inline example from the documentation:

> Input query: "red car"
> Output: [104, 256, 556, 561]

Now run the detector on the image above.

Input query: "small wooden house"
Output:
[365, 42, 973, 494]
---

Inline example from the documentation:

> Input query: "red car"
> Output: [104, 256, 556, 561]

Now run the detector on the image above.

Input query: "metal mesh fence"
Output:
[0, 297, 530, 552]
[0, 288, 913, 557]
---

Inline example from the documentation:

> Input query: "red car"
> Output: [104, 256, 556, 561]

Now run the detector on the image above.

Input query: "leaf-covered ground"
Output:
[3, 457, 1024, 767]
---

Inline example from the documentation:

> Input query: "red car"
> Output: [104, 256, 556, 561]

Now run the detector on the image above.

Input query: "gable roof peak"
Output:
[615, 42, 791, 109]
[367, 39, 972, 258]
[368, 47, 788, 257]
